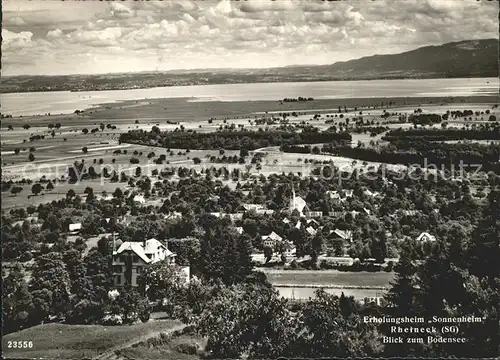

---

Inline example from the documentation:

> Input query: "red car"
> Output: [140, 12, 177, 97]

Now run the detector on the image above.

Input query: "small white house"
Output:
[416, 232, 436, 242]
[69, 222, 82, 234]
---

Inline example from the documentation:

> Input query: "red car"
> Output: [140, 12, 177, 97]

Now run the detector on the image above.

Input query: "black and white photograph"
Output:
[1, 0, 499, 359]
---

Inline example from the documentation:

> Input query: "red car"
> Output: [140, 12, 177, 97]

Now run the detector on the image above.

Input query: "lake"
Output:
[2, 77, 498, 117]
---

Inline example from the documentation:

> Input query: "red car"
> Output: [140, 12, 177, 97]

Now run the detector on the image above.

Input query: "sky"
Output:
[2, 0, 498, 76]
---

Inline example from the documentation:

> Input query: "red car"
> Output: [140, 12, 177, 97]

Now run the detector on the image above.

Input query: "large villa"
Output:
[112, 238, 190, 287]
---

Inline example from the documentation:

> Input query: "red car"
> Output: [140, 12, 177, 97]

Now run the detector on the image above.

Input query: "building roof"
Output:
[262, 231, 282, 242]
[306, 218, 319, 226]
[416, 232, 436, 242]
[306, 226, 317, 236]
[242, 203, 264, 211]
[327, 191, 341, 199]
[234, 227, 244, 234]
[290, 195, 307, 214]
[144, 238, 174, 256]
[114, 242, 152, 263]
[69, 223, 82, 231]
[330, 229, 353, 240]
[282, 218, 291, 224]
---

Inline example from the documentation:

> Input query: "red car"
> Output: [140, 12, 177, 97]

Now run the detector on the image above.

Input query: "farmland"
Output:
[2, 95, 498, 210]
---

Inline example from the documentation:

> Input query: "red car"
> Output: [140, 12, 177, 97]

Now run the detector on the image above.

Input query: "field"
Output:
[1, 95, 498, 209]
[2, 320, 183, 360]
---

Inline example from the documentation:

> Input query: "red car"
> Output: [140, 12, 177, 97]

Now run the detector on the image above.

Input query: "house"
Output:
[262, 231, 283, 249]
[305, 226, 317, 236]
[416, 232, 436, 242]
[327, 190, 341, 200]
[329, 229, 353, 243]
[289, 187, 307, 216]
[112, 238, 189, 287]
[363, 296, 385, 307]
[164, 212, 182, 221]
[306, 211, 323, 218]
[69, 222, 82, 234]
[256, 209, 275, 215]
[344, 190, 353, 198]
[234, 227, 244, 235]
[282, 218, 291, 224]
[133, 195, 146, 204]
[242, 203, 264, 212]
[349, 210, 360, 219]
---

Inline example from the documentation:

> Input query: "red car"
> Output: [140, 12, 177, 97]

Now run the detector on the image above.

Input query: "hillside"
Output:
[1, 39, 497, 93]
[320, 39, 498, 78]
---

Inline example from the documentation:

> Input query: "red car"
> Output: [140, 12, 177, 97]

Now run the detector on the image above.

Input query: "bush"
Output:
[100, 314, 123, 325]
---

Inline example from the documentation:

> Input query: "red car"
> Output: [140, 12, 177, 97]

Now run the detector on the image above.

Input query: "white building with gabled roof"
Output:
[290, 186, 307, 216]
[262, 231, 283, 249]
[112, 238, 189, 287]
[416, 232, 436, 242]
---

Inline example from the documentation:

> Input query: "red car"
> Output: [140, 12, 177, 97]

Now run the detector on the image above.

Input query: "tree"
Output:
[82, 146, 88, 153]
[46, 182, 54, 191]
[28, 153, 35, 162]
[263, 245, 273, 263]
[295, 290, 383, 358]
[30, 253, 71, 321]
[112, 188, 123, 199]
[138, 262, 186, 313]
[31, 183, 43, 196]
[14, 148, 20, 155]
[311, 232, 324, 265]
[3, 264, 34, 334]
[193, 284, 299, 359]
[110, 286, 150, 323]
[67, 189, 76, 199]
[10, 186, 23, 196]
[384, 250, 421, 317]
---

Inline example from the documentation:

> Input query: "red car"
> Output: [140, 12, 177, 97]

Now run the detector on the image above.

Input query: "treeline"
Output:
[119, 129, 352, 150]
[322, 141, 500, 173]
[282, 97, 314, 102]
[383, 127, 500, 142]
[409, 113, 442, 125]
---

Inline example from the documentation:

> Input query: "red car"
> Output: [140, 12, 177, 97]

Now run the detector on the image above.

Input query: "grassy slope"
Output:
[2, 320, 182, 360]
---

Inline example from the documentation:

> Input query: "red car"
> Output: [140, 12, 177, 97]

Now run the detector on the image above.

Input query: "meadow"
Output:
[2, 320, 183, 360]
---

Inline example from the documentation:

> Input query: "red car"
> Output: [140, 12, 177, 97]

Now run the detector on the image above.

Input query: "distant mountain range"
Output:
[1, 39, 497, 93]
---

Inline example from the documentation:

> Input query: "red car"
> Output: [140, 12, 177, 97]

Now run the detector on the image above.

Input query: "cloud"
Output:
[109, 2, 134, 19]
[47, 28, 63, 39]
[2, 0, 498, 76]
[2, 29, 34, 49]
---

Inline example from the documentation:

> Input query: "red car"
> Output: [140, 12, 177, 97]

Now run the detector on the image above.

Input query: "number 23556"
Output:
[8, 341, 33, 348]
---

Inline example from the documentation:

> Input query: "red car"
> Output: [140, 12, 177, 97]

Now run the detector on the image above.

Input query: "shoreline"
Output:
[1, 75, 497, 95]
[4, 94, 498, 120]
